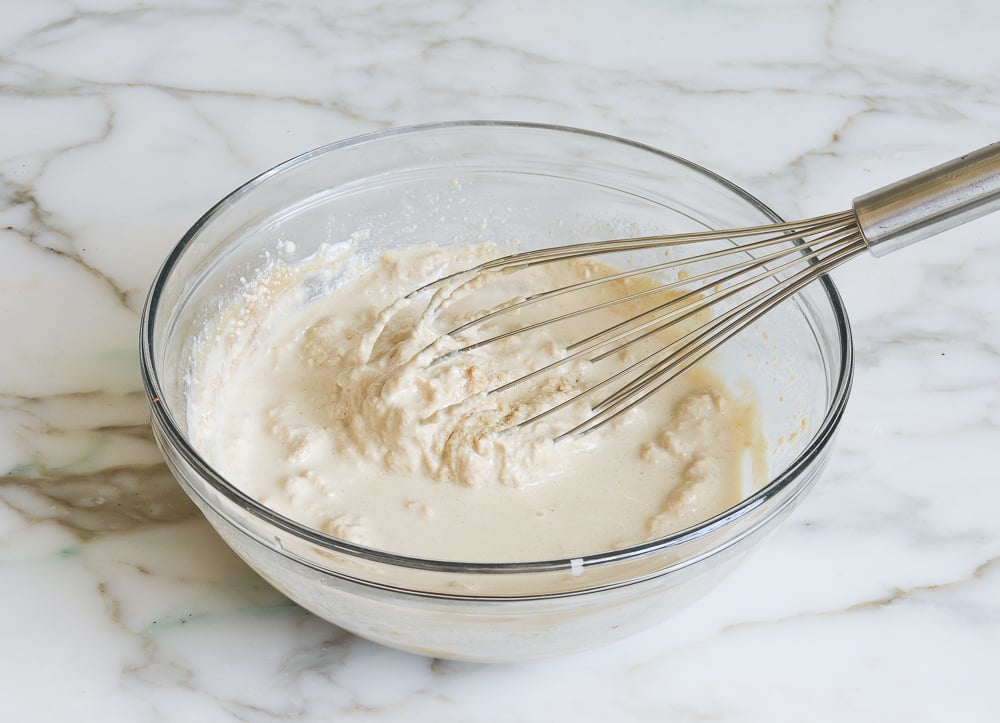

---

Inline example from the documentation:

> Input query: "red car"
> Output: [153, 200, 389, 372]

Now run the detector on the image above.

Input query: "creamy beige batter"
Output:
[186, 241, 765, 562]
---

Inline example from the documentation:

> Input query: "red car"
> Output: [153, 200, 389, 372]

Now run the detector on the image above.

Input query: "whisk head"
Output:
[412, 210, 868, 440]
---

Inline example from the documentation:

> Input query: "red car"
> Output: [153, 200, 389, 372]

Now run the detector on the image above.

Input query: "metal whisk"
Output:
[417, 142, 1000, 440]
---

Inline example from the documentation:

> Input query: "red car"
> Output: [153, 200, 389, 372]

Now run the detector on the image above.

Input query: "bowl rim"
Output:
[140, 119, 854, 576]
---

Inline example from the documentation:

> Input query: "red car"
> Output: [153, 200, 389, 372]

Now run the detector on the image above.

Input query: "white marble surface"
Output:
[2, 0, 999, 720]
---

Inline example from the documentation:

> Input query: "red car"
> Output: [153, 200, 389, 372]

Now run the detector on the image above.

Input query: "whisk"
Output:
[417, 142, 1000, 440]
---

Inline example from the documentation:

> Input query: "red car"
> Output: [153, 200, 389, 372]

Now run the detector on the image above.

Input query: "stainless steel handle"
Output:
[852, 141, 1000, 257]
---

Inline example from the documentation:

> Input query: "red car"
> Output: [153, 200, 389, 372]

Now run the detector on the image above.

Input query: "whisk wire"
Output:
[440, 213, 860, 361]
[595, 234, 866, 411]
[439, 210, 856, 279]
[559, 235, 867, 439]
[486, 226, 866, 437]
[415, 216, 872, 441]
[573, 222, 863, 358]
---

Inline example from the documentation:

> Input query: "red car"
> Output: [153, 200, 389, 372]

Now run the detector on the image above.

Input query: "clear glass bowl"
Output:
[141, 121, 853, 661]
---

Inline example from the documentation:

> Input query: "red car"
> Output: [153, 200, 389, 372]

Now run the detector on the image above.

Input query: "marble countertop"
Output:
[3, 1, 999, 720]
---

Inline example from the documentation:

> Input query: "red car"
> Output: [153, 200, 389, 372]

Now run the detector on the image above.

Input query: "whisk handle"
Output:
[852, 141, 1000, 257]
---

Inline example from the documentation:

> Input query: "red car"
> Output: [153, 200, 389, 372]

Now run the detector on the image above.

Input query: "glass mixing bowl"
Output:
[141, 121, 853, 661]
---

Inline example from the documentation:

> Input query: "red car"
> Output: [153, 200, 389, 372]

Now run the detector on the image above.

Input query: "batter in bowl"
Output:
[185, 239, 766, 562]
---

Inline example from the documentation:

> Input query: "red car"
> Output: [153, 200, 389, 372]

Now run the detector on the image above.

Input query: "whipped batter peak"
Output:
[186, 241, 765, 561]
